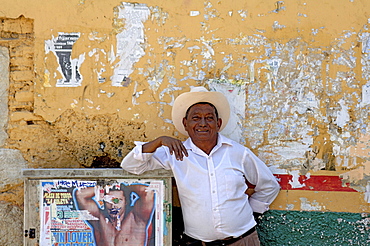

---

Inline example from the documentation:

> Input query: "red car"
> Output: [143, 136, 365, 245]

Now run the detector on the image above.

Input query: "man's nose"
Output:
[199, 117, 207, 125]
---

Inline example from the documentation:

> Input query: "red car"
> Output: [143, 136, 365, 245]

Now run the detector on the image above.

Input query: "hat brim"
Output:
[171, 90, 230, 136]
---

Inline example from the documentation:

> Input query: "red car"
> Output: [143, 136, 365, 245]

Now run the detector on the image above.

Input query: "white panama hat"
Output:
[171, 86, 230, 136]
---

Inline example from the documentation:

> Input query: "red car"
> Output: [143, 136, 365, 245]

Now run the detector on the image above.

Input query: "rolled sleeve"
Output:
[249, 198, 271, 214]
[132, 141, 153, 161]
[243, 150, 281, 213]
[249, 176, 280, 213]
[121, 141, 170, 175]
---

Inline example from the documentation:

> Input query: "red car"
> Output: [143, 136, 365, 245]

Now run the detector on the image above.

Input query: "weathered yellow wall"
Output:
[1, 2, 370, 239]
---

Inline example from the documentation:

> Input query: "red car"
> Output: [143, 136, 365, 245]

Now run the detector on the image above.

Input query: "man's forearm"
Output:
[141, 136, 187, 161]
[142, 137, 163, 153]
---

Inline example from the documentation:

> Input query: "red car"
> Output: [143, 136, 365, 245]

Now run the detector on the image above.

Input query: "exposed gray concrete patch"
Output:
[0, 149, 27, 190]
[0, 46, 9, 147]
[0, 202, 23, 246]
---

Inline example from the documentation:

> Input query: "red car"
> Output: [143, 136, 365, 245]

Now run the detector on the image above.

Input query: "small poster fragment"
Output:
[45, 32, 85, 87]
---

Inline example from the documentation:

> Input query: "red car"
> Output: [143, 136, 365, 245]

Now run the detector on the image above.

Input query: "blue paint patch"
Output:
[163, 211, 168, 236]
[130, 191, 140, 207]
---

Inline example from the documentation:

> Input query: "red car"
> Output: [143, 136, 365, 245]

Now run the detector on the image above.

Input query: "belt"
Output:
[203, 227, 256, 246]
[183, 226, 256, 246]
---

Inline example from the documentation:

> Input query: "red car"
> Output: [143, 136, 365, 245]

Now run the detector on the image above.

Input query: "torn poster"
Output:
[45, 32, 85, 87]
[40, 179, 165, 246]
[111, 2, 150, 87]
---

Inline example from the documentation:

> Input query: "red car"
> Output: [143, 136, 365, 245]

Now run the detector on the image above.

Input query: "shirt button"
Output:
[210, 173, 214, 176]
[212, 190, 215, 193]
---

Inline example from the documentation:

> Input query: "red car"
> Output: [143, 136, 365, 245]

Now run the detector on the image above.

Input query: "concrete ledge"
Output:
[22, 168, 174, 179]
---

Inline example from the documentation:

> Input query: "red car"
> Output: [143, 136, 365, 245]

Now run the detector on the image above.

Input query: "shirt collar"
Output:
[183, 134, 233, 154]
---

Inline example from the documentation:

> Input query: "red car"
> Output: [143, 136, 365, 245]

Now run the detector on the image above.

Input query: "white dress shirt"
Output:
[121, 134, 280, 242]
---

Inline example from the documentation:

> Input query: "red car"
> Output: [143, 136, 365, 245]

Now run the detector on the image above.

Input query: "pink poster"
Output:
[40, 179, 164, 246]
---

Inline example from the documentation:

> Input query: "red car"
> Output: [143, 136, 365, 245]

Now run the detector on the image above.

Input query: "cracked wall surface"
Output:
[1, 0, 370, 244]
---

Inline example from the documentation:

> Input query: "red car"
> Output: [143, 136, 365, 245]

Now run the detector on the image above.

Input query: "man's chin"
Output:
[193, 134, 213, 141]
[188, 131, 218, 141]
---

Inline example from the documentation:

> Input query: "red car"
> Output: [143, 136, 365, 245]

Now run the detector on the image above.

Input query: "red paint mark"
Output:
[274, 174, 357, 192]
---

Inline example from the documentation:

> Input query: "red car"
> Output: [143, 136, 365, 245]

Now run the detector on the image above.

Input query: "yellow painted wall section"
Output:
[1, 0, 370, 213]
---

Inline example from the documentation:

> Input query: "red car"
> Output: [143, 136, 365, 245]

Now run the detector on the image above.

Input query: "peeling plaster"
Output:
[335, 99, 350, 128]
[88, 48, 107, 83]
[361, 82, 370, 105]
[150, 6, 168, 26]
[300, 197, 324, 211]
[289, 170, 306, 189]
[272, 21, 286, 31]
[190, 11, 200, 17]
[132, 81, 144, 106]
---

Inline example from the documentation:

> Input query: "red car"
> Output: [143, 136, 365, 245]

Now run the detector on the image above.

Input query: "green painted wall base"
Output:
[257, 210, 369, 246]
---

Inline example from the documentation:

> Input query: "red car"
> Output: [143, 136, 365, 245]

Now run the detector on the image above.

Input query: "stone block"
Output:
[10, 111, 42, 122]
[11, 46, 34, 58]
[15, 91, 34, 102]
[11, 69, 34, 81]
[3, 16, 33, 34]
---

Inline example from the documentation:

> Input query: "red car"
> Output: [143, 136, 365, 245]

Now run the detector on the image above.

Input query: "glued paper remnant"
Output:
[111, 2, 150, 86]
[45, 32, 84, 87]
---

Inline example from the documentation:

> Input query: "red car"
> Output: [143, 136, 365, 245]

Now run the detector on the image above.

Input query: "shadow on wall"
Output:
[88, 154, 121, 168]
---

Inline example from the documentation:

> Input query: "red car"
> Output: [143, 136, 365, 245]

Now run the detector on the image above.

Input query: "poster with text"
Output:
[40, 179, 164, 246]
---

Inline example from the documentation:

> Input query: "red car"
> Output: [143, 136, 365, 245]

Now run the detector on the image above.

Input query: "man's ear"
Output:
[217, 118, 222, 131]
[182, 117, 187, 128]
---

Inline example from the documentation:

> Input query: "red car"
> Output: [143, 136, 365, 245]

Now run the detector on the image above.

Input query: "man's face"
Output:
[182, 103, 222, 143]
[104, 190, 126, 219]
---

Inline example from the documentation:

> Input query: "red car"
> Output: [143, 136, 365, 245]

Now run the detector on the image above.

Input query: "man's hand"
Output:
[143, 136, 188, 161]
[244, 176, 256, 196]
[159, 136, 188, 161]
[245, 187, 255, 196]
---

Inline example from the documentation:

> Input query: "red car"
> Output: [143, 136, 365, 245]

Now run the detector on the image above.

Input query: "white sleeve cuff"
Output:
[132, 141, 154, 161]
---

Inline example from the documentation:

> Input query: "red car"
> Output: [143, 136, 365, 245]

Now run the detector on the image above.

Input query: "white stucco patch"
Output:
[300, 197, 324, 211]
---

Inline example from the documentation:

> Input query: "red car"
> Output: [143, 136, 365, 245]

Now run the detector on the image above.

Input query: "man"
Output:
[121, 86, 280, 245]
[75, 183, 155, 246]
